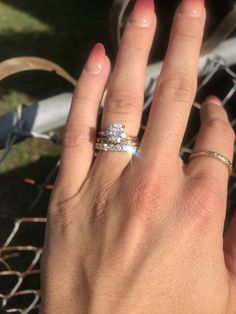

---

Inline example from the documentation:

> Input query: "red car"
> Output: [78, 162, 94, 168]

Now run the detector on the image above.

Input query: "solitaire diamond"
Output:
[106, 124, 126, 144]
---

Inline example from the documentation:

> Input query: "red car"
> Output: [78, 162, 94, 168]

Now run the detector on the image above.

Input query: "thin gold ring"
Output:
[189, 150, 233, 176]
[98, 132, 137, 142]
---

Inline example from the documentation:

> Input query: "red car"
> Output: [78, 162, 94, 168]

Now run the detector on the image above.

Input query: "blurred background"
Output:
[0, 0, 111, 172]
[0, 0, 236, 312]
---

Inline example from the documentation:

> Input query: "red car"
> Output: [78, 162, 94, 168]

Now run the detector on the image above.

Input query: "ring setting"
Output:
[106, 124, 126, 144]
[95, 123, 139, 154]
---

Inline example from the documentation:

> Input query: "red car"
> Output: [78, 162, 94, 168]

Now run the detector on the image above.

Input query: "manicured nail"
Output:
[85, 43, 106, 75]
[177, 0, 205, 18]
[206, 96, 222, 106]
[129, 0, 155, 27]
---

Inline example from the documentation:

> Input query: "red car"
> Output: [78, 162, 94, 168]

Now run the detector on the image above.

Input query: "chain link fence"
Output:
[0, 48, 236, 314]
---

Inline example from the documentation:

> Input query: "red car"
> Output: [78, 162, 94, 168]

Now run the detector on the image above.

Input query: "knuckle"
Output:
[157, 76, 196, 104]
[48, 195, 78, 233]
[62, 124, 94, 149]
[72, 92, 93, 105]
[173, 28, 200, 43]
[184, 176, 223, 229]
[92, 179, 117, 218]
[206, 119, 235, 141]
[72, 89, 98, 109]
[122, 41, 146, 55]
[92, 195, 110, 219]
[106, 89, 141, 115]
[127, 171, 168, 221]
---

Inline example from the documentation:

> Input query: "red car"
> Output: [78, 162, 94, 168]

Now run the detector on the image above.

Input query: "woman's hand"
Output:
[40, 0, 236, 313]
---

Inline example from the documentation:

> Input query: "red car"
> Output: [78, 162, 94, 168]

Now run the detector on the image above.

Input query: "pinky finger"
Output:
[57, 43, 111, 198]
[186, 96, 235, 192]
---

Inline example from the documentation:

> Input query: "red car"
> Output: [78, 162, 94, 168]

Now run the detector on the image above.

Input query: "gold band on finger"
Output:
[189, 150, 233, 176]
[98, 132, 137, 143]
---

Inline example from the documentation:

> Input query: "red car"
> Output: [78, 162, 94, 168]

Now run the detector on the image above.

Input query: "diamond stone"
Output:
[122, 144, 129, 152]
[106, 124, 126, 144]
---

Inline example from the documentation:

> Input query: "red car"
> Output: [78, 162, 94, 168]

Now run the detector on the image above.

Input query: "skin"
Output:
[40, 0, 236, 313]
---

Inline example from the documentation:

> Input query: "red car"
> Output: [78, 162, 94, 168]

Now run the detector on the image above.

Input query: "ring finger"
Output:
[94, 0, 156, 173]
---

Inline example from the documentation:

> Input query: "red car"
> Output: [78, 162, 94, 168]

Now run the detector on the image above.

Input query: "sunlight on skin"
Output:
[0, 2, 51, 33]
[128, 149, 142, 176]
[132, 149, 142, 159]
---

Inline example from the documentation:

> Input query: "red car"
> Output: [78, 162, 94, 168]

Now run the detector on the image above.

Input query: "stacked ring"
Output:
[189, 150, 233, 176]
[95, 123, 139, 154]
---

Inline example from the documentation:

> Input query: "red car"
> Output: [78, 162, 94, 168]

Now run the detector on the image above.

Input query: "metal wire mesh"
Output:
[0, 56, 236, 313]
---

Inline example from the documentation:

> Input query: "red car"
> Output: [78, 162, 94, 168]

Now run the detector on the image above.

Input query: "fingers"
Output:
[94, 0, 156, 170]
[58, 44, 111, 197]
[187, 96, 235, 281]
[140, 0, 206, 167]
[224, 212, 236, 281]
[186, 96, 235, 193]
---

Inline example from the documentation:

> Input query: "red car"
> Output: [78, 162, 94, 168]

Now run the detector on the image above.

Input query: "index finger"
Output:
[57, 44, 111, 198]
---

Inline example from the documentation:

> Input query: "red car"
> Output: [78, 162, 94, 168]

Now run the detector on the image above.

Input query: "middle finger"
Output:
[141, 0, 206, 168]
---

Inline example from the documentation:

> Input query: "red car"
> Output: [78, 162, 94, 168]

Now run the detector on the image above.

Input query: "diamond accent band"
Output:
[189, 150, 233, 176]
[95, 142, 138, 154]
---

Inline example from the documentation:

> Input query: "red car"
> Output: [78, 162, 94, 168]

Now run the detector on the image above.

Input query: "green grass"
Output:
[0, 2, 50, 33]
[0, 88, 31, 112]
[0, 0, 111, 173]
[0, 138, 61, 172]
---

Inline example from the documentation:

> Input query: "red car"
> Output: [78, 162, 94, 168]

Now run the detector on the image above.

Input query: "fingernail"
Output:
[85, 43, 106, 75]
[206, 96, 222, 106]
[129, 0, 155, 27]
[177, 0, 205, 18]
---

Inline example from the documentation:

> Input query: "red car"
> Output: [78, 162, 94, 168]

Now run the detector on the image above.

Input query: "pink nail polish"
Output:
[177, 0, 205, 17]
[86, 43, 106, 75]
[129, 0, 155, 27]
